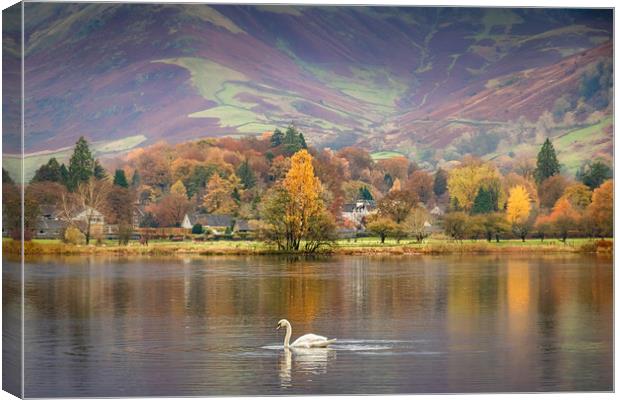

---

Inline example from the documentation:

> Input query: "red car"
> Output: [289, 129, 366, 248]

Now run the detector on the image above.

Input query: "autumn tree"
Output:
[59, 177, 111, 244]
[548, 197, 580, 242]
[538, 175, 569, 209]
[560, 183, 592, 210]
[534, 138, 560, 183]
[203, 174, 238, 215]
[170, 180, 188, 198]
[366, 215, 397, 244]
[534, 214, 552, 241]
[506, 185, 532, 241]
[236, 159, 256, 189]
[261, 150, 332, 252]
[585, 179, 613, 238]
[25, 181, 68, 206]
[482, 212, 511, 242]
[338, 147, 373, 180]
[4, 181, 39, 241]
[147, 193, 191, 227]
[443, 212, 469, 242]
[281, 150, 324, 250]
[106, 186, 135, 244]
[376, 189, 418, 223]
[447, 160, 501, 211]
[405, 170, 434, 204]
[404, 207, 431, 243]
[377, 157, 409, 182]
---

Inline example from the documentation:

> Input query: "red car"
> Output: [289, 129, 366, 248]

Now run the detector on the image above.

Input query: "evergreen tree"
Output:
[131, 170, 141, 188]
[68, 136, 96, 190]
[282, 125, 306, 155]
[471, 187, 497, 214]
[298, 132, 307, 149]
[31, 158, 62, 183]
[270, 129, 283, 147]
[433, 168, 448, 196]
[534, 138, 560, 183]
[59, 164, 70, 187]
[383, 174, 394, 190]
[113, 169, 129, 188]
[93, 160, 106, 180]
[2, 168, 14, 185]
[576, 160, 612, 189]
[358, 186, 374, 201]
[236, 159, 256, 189]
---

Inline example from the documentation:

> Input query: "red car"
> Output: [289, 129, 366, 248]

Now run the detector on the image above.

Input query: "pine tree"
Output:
[236, 159, 256, 189]
[2, 168, 14, 185]
[358, 186, 374, 201]
[270, 129, 283, 147]
[68, 136, 96, 190]
[59, 164, 70, 187]
[433, 168, 448, 196]
[113, 169, 129, 188]
[131, 170, 141, 188]
[31, 158, 63, 183]
[534, 138, 560, 183]
[471, 187, 497, 214]
[93, 160, 106, 180]
[298, 132, 307, 149]
[283, 125, 306, 155]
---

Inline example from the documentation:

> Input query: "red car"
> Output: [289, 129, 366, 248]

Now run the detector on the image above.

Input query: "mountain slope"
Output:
[18, 4, 613, 170]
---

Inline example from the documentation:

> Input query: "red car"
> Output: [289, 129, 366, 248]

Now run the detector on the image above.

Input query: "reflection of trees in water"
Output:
[278, 347, 336, 388]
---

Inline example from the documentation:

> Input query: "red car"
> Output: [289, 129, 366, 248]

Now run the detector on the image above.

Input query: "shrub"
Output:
[64, 226, 85, 245]
[192, 223, 204, 235]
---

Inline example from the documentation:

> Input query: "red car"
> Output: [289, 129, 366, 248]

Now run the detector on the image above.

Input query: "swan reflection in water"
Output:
[278, 347, 337, 388]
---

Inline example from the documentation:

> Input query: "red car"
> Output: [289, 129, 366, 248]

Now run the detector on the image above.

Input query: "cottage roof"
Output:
[188, 213, 234, 228]
[235, 219, 255, 231]
[36, 218, 66, 230]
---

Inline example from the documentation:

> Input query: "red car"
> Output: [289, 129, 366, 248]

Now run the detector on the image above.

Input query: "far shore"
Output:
[3, 237, 612, 257]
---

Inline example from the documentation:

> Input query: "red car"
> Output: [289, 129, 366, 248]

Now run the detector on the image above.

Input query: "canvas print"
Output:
[2, 2, 614, 397]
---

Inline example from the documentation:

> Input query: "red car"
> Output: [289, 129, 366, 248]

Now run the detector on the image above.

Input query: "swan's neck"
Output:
[283, 322, 292, 348]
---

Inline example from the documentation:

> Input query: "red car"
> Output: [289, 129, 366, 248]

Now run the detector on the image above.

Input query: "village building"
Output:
[181, 213, 235, 235]
[341, 200, 375, 230]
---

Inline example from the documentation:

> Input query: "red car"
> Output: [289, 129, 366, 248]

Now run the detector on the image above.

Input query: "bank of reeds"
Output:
[3, 238, 612, 257]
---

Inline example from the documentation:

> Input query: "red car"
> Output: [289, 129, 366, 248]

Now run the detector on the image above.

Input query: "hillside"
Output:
[13, 4, 613, 172]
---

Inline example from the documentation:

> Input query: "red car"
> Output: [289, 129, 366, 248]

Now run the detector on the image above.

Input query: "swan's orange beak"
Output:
[276, 324, 281, 330]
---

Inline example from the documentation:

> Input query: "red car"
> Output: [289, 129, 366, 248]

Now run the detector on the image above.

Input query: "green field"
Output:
[371, 150, 407, 160]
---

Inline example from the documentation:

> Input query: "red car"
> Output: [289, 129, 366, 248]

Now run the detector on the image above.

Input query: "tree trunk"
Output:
[380, 234, 385, 244]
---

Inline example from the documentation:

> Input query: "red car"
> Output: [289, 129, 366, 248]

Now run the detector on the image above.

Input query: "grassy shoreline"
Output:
[3, 237, 612, 257]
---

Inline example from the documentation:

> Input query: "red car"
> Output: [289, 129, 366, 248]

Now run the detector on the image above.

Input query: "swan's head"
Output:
[276, 319, 289, 330]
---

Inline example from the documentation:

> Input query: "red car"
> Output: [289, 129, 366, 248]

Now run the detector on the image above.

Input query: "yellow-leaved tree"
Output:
[170, 180, 188, 198]
[447, 159, 502, 211]
[261, 149, 335, 252]
[506, 185, 532, 241]
[283, 149, 323, 249]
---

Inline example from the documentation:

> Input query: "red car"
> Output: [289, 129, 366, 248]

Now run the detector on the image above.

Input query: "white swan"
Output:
[276, 319, 336, 348]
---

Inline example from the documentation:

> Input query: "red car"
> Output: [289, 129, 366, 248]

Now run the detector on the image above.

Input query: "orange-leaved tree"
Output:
[548, 197, 580, 242]
[585, 179, 613, 238]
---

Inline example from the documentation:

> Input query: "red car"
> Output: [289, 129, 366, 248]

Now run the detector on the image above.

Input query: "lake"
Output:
[12, 254, 614, 396]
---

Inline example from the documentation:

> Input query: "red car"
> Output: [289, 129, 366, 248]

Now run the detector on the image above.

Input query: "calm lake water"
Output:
[14, 254, 613, 396]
